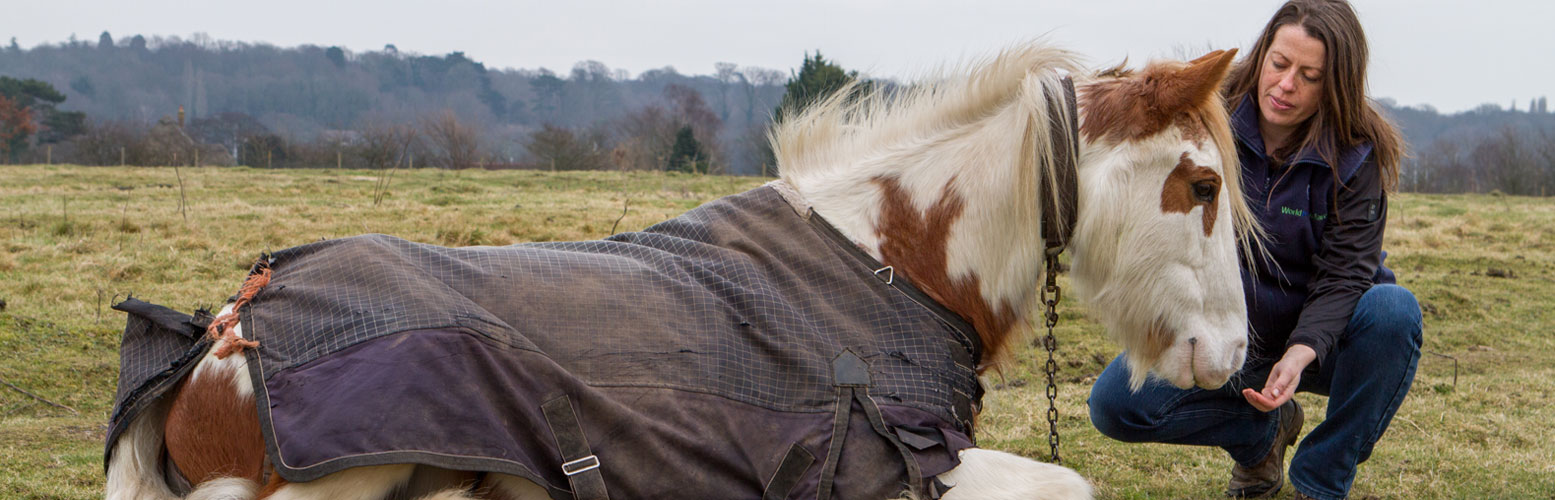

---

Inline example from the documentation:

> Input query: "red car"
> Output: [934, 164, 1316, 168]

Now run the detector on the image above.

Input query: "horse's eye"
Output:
[1192, 181, 1217, 203]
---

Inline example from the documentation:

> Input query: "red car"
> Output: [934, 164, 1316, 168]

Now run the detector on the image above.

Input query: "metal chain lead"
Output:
[1040, 254, 1062, 464]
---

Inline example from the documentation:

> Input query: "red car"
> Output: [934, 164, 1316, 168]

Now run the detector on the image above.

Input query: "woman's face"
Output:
[1257, 24, 1326, 141]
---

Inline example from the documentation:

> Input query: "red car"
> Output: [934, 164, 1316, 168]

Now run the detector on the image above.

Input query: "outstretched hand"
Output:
[1241, 344, 1317, 412]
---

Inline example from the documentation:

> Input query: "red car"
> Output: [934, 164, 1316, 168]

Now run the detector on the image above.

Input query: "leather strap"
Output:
[817, 350, 870, 500]
[815, 386, 853, 500]
[541, 395, 610, 500]
[1040, 75, 1081, 256]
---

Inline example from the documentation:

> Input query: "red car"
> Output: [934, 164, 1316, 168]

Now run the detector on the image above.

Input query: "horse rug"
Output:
[109, 184, 986, 499]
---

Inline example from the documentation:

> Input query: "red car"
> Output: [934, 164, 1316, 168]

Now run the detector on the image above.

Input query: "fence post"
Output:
[120, 147, 125, 166]
[337, 151, 342, 169]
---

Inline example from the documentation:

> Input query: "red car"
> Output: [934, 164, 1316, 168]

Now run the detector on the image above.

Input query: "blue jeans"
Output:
[1087, 284, 1422, 500]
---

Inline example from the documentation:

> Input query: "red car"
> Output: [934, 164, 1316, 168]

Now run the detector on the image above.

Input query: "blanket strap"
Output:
[762, 443, 816, 500]
[542, 395, 610, 500]
[854, 386, 924, 496]
[815, 352, 861, 500]
[816, 350, 926, 500]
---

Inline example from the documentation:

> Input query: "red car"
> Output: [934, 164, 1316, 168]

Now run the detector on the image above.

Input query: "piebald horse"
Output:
[107, 44, 1254, 500]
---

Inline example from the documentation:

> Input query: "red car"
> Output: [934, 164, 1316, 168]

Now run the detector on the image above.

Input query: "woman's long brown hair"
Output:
[1223, 0, 1405, 193]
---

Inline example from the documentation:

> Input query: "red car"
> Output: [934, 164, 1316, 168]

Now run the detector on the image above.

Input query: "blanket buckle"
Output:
[874, 266, 895, 284]
[562, 455, 601, 476]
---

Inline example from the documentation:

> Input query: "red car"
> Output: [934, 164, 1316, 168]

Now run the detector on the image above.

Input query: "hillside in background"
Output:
[2, 32, 1553, 191]
[0, 33, 789, 173]
[1379, 98, 1555, 195]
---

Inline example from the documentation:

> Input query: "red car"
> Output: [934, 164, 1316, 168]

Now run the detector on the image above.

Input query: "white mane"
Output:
[772, 43, 1082, 185]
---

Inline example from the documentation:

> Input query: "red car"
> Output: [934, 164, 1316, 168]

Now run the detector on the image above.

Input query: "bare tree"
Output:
[612, 105, 677, 171]
[73, 119, 140, 165]
[1416, 137, 1465, 193]
[714, 62, 739, 122]
[1478, 126, 1538, 195]
[355, 119, 418, 169]
[422, 110, 480, 169]
[740, 67, 787, 123]
[1540, 127, 1555, 196]
[526, 124, 607, 170]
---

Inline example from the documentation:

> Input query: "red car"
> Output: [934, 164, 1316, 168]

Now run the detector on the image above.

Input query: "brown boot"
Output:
[1226, 400, 1303, 498]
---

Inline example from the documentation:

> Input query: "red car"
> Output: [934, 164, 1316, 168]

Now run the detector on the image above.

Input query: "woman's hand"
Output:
[1241, 344, 1317, 412]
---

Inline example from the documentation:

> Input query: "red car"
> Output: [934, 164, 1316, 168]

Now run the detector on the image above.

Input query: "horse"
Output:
[105, 42, 1255, 500]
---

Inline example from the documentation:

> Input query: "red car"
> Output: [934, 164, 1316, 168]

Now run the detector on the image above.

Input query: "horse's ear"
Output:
[1154, 49, 1238, 115]
[1079, 48, 1239, 143]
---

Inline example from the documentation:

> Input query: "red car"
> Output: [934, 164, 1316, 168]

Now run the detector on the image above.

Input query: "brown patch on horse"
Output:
[164, 364, 264, 487]
[1079, 49, 1237, 144]
[872, 176, 1015, 366]
[1176, 113, 1209, 149]
[1161, 152, 1223, 236]
[256, 473, 289, 499]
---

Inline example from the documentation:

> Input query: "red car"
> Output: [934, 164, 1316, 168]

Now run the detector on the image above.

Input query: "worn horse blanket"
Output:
[110, 184, 985, 499]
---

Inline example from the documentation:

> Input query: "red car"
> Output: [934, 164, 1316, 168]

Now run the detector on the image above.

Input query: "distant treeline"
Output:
[0, 32, 790, 174]
[1382, 98, 1555, 196]
[2, 32, 1553, 192]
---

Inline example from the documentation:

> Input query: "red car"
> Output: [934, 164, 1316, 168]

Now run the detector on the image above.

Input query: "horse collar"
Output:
[1040, 75, 1080, 257]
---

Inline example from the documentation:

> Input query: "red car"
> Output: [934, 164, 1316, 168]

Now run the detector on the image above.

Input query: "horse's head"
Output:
[1069, 50, 1256, 391]
[772, 44, 1254, 390]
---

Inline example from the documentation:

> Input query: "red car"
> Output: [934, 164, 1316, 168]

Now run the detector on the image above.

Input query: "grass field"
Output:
[1, 164, 1551, 499]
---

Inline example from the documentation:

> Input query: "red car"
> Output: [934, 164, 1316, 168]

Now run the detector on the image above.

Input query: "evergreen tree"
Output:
[0, 95, 34, 161]
[0, 77, 85, 157]
[0, 77, 67, 109]
[773, 51, 868, 124]
[667, 125, 705, 173]
[326, 46, 347, 69]
[98, 31, 114, 49]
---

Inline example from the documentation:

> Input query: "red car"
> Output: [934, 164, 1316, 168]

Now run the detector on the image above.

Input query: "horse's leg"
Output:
[936, 448, 1093, 500]
[106, 397, 179, 500]
[477, 473, 554, 500]
[185, 477, 260, 499]
[258, 468, 548, 500]
[404, 467, 482, 497]
[255, 464, 414, 500]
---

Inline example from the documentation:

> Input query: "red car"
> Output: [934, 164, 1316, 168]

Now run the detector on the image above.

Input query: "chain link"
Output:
[1040, 254, 1062, 464]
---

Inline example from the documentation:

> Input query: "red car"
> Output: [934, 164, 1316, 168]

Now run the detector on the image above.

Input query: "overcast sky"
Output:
[9, 0, 1551, 114]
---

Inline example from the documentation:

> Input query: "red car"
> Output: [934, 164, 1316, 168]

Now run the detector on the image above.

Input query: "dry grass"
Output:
[1, 164, 1550, 498]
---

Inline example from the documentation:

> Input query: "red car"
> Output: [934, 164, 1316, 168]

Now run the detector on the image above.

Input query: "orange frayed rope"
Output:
[207, 265, 272, 359]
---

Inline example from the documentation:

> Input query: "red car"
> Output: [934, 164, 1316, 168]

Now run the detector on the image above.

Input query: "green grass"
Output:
[2, 165, 1552, 499]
